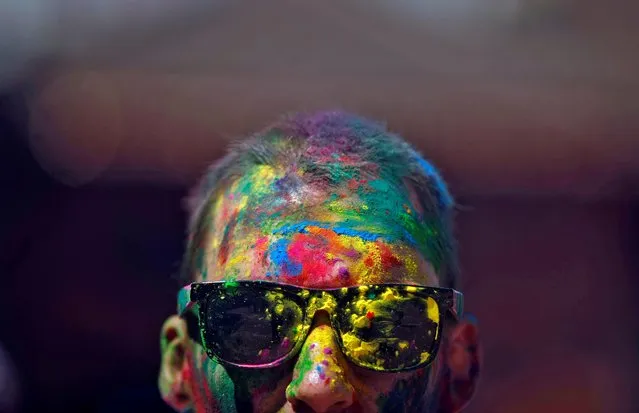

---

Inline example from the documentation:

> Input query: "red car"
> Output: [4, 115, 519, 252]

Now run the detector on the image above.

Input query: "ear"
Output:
[438, 315, 482, 413]
[158, 315, 193, 412]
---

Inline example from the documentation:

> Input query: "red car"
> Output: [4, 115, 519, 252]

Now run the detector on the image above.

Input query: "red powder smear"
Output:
[347, 178, 368, 190]
[287, 227, 371, 284]
[406, 183, 425, 216]
[254, 236, 269, 266]
[347, 179, 360, 190]
[288, 228, 361, 284]
[325, 378, 331, 385]
[287, 234, 331, 281]
[186, 352, 219, 413]
[217, 209, 239, 267]
[363, 242, 402, 270]
[338, 154, 362, 165]
[366, 311, 375, 320]
[377, 242, 402, 270]
[182, 353, 194, 388]
[364, 256, 374, 268]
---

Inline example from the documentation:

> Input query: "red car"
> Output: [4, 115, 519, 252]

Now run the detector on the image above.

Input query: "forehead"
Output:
[190, 164, 441, 287]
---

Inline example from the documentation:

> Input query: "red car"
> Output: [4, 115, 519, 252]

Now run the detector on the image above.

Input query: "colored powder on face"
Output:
[286, 344, 316, 398]
[192, 350, 242, 413]
[376, 242, 402, 269]
[338, 267, 350, 279]
[288, 320, 349, 395]
[194, 248, 207, 280]
[223, 280, 239, 289]
[286, 233, 332, 280]
[375, 371, 430, 412]
[197, 163, 440, 284]
[254, 236, 268, 255]
[268, 239, 302, 277]
[273, 220, 383, 242]
[217, 210, 239, 267]
[273, 225, 417, 285]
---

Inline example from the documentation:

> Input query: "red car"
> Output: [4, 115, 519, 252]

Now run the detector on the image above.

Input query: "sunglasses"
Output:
[178, 281, 463, 372]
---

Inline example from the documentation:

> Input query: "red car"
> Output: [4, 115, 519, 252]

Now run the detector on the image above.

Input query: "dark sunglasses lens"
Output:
[204, 286, 304, 365]
[338, 286, 440, 370]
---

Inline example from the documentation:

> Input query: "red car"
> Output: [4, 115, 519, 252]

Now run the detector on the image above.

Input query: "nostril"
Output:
[290, 394, 354, 413]
[290, 399, 315, 413]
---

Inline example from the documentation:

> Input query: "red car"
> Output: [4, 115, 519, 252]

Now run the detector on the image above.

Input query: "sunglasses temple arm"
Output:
[177, 285, 205, 345]
[177, 285, 194, 315]
[452, 290, 464, 319]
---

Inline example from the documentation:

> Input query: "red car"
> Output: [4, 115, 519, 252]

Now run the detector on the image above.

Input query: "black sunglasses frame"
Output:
[179, 281, 463, 372]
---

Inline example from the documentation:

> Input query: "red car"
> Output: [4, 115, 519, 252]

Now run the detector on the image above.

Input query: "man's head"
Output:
[159, 111, 480, 413]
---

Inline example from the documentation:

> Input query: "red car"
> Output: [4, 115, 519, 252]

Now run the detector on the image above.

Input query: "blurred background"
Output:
[1, 0, 638, 412]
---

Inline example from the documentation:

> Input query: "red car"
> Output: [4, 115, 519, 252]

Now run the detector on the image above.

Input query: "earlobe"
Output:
[439, 316, 482, 413]
[159, 315, 193, 412]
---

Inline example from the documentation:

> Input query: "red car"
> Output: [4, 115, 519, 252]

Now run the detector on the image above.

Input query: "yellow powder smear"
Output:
[326, 199, 345, 212]
[352, 315, 371, 329]
[402, 254, 419, 278]
[225, 253, 245, 269]
[237, 195, 249, 211]
[426, 297, 439, 321]
[419, 351, 431, 364]
[353, 298, 371, 314]
[381, 287, 399, 301]
[341, 332, 379, 359]
[250, 165, 277, 191]
[306, 293, 337, 314]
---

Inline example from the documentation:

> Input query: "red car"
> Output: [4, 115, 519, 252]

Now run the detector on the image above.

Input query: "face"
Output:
[160, 165, 480, 413]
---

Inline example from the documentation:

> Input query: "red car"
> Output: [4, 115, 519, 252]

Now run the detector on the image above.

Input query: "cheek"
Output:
[373, 369, 431, 412]
[186, 345, 291, 413]
[226, 365, 292, 412]
[185, 347, 236, 413]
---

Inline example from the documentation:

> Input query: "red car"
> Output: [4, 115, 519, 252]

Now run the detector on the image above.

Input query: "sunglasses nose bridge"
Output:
[306, 291, 339, 323]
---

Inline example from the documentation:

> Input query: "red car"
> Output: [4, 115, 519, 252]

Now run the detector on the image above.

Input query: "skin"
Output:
[160, 164, 481, 413]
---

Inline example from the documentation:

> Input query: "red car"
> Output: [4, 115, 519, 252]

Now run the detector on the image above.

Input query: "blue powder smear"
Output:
[268, 239, 302, 276]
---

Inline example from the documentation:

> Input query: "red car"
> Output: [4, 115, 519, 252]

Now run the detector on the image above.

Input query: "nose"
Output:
[286, 315, 354, 413]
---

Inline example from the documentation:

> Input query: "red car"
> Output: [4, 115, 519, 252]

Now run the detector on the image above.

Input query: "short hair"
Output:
[181, 110, 459, 288]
